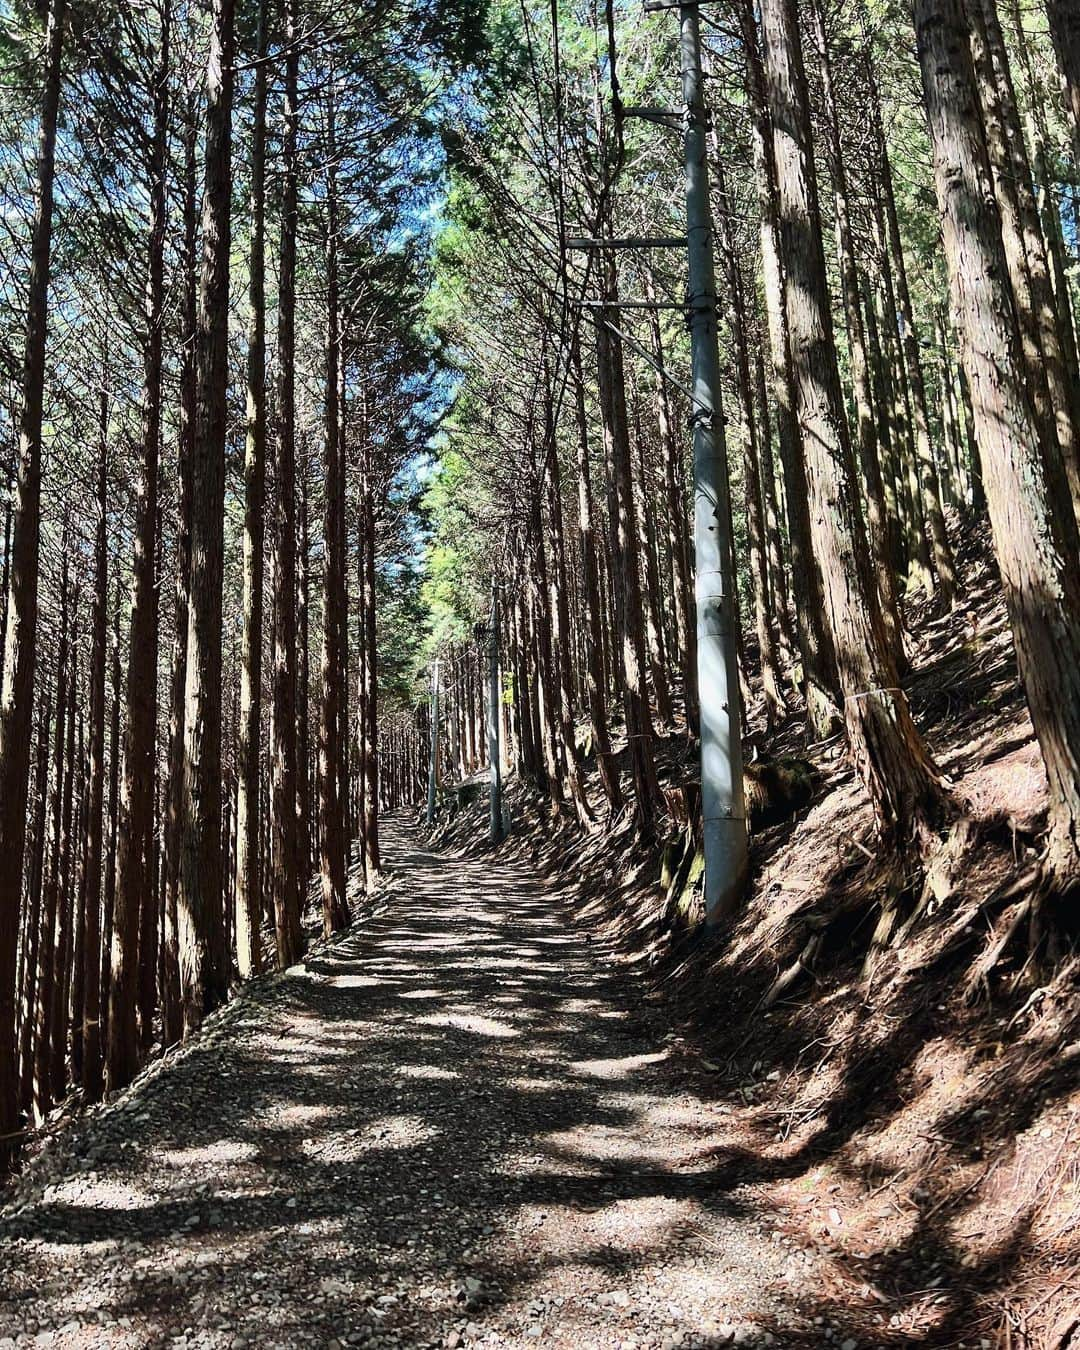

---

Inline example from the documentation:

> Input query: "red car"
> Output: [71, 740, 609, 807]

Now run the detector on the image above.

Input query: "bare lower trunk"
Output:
[109, 3, 168, 1089]
[319, 126, 348, 933]
[235, 0, 267, 980]
[0, 0, 65, 1157]
[763, 0, 949, 848]
[178, 0, 234, 1031]
[738, 0, 838, 735]
[81, 406, 107, 1103]
[270, 0, 302, 967]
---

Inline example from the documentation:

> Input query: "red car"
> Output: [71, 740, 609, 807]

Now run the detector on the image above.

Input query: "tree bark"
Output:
[737, 0, 838, 736]
[813, 0, 905, 666]
[108, 0, 169, 1090]
[33, 545, 68, 1120]
[270, 0, 302, 967]
[973, 0, 1080, 533]
[867, 55, 958, 603]
[0, 0, 65, 1157]
[318, 78, 349, 936]
[235, 0, 267, 980]
[915, 0, 1080, 879]
[50, 585, 78, 1101]
[18, 692, 50, 1113]
[360, 475, 380, 882]
[596, 258, 662, 825]
[162, 99, 197, 1051]
[81, 390, 108, 1102]
[178, 0, 235, 1030]
[762, 0, 949, 848]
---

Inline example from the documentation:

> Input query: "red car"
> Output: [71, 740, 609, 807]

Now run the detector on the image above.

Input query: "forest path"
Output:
[0, 820, 830, 1350]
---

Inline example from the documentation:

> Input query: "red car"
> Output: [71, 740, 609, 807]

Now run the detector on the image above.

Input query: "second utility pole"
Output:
[680, 0, 747, 921]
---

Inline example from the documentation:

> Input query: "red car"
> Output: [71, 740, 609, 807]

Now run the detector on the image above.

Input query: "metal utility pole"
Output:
[425, 657, 440, 825]
[487, 585, 502, 843]
[680, 1, 747, 921]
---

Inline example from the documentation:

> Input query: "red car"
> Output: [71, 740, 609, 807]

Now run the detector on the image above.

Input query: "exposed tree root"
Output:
[764, 931, 823, 1007]
[964, 856, 1080, 1002]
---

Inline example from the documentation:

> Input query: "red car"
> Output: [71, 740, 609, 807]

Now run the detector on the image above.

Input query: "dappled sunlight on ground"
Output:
[0, 818, 831, 1349]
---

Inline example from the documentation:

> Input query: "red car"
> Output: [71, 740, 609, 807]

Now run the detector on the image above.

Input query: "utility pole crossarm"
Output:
[566, 236, 686, 250]
[622, 105, 683, 130]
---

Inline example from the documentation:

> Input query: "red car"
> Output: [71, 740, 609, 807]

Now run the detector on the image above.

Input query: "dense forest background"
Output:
[1, 0, 1079, 1254]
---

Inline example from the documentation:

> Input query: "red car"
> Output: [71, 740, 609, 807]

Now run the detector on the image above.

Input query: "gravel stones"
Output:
[0, 821, 844, 1348]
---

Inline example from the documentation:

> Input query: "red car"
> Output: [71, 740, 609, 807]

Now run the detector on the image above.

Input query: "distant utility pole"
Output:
[680, 0, 747, 921]
[425, 657, 439, 825]
[487, 584, 502, 843]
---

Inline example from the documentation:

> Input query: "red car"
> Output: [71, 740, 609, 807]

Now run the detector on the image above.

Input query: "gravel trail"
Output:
[0, 819, 825, 1349]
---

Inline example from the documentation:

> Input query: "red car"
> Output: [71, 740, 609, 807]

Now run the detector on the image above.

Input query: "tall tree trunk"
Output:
[867, 58, 958, 604]
[100, 577, 121, 1048]
[762, 0, 949, 849]
[360, 474, 379, 882]
[297, 450, 310, 896]
[915, 0, 1080, 879]
[70, 708, 88, 1085]
[162, 100, 196, 1050]
[270, 0, 302, 966]
[178, 0, 234, 1030]
[527, 468, 563, 809]
[318, 86, 349, 934]
[108, 1, 169, 1090]
[297, 449, 312, 892]
[737, 0, 838, 736]
[714, 157, 788, 725]
[0, 0, 65, 1159]
[33, 545, 68, 1121]
[628, 384, 674, 731]
[50, 587, 78, 1101]
[644, 276, 698, 726]
[18, 691, 50, 1112]
[544, 413, 593, 825]
[235, 0, 267, 980]
[813, 0, 905, 665]
[974, 0, 1080, 530]
[751, 340, 796, 667]
[81, 389, 108, 1102]
[596, 260, 662, 824]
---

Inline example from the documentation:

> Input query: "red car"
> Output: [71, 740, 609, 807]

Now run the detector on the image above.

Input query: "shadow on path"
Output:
[0, 819, 829, 1350]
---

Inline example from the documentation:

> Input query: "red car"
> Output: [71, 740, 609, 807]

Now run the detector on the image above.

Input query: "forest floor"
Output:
[1, 819, 850, 1350]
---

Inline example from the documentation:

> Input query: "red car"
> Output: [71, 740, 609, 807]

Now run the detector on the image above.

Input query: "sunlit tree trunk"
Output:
[235, 0, 267, 980]
[162, 100, 196, 1050]
[737, 0, 838, 736]
[763, 0, 949, 849]
[18, 693, 50, 1113]
[270, 0, 302, 967]
[973, 0, 1080, 530]
[319, 121, 348, 933]
[178, 0, 235, 1030]
[50, 587, 78, 1100]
